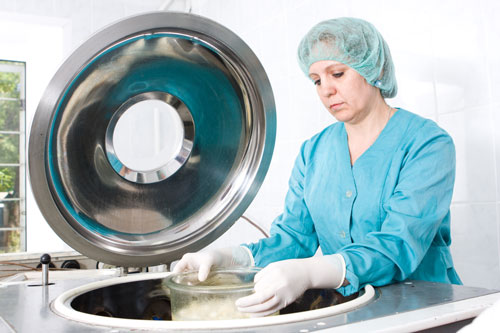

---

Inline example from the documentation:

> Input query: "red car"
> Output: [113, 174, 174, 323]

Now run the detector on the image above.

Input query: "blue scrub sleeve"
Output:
[244, 142, 319, 267]
[337, 126, 456, 296]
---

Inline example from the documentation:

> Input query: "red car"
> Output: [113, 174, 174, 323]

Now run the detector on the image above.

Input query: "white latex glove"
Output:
[172, 246, 253, 281]
[235, 254, 346, 317]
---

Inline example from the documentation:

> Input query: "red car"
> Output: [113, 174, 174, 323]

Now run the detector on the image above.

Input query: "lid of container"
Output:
[28, 12, 276, 267]
[166, 267, 260, 293]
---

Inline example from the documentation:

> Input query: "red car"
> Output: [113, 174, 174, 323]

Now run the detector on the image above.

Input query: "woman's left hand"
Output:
[235, 259, 309, 316]
[235, 255, 346, 317]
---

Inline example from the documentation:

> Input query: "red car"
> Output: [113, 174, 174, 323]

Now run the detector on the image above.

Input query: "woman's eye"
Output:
[333, 72, 344, 78]
[314, 79, 321, 86]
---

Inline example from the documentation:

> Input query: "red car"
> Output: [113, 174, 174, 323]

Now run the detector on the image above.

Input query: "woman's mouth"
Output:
[330, 102, 344, 110]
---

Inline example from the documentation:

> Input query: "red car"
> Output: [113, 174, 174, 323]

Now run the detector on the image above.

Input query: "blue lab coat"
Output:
[245, 109, 462, 296]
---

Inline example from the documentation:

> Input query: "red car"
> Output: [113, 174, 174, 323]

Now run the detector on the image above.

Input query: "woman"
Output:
[174, 17, 462, 317]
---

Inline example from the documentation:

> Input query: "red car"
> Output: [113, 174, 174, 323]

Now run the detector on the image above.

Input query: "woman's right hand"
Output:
[172, 247, 253, 281]
[172, 250, 223, 281]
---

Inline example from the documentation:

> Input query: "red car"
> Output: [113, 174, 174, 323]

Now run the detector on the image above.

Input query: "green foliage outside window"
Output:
[0, 69, 20, 194]
[0, 61, 23, 253]
[0, 169, 14, 191]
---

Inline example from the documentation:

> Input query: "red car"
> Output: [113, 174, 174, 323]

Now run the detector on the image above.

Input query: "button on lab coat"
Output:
[245, 109, 462, 296]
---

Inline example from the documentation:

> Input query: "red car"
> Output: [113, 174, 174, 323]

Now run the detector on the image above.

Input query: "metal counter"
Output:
[1, 276, 498, 332]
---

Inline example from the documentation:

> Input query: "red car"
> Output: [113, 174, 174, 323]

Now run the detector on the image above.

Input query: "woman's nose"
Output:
[319, 79, 336, 97]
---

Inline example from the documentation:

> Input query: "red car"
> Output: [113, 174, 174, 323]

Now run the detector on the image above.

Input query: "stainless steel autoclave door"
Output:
[28, 12, 276, 267]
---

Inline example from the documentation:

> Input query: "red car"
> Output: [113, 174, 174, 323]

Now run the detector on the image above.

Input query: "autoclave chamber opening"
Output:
[70, 277, 359, 320]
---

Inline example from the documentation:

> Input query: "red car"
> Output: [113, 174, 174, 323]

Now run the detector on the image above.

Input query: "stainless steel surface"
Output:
[104, 91, 194, 184]
[0, 251, 98, 280]
[50, 274, 374, 330]
[40, 254, 51, 286]
[42, 264, 49, 286]
[0, 279, 498, 332]
[28, 12, 276, 267]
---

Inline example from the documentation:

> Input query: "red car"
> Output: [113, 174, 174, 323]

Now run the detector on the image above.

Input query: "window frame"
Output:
[0, 60, 26, 252]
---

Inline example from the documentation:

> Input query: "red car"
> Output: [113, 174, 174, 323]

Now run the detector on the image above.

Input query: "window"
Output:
[0, 60, 26, 253]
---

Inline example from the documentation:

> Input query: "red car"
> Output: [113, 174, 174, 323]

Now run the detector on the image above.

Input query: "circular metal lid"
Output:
[28, 12, 276, 267]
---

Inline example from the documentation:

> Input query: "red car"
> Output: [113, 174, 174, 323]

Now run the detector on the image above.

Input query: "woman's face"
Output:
[308, 60, 381, 125]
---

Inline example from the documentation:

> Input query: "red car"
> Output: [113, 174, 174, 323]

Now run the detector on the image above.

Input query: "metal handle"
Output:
[40, 253, 51, 286]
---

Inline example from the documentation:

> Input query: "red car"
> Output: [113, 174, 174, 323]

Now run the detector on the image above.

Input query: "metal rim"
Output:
[28, 12, 276, 267]
[52, 276, 376, 330]
[104, 91, 194, 184]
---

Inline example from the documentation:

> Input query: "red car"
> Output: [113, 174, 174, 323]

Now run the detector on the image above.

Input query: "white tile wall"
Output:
[0, 0, 15, 11]
[91, 0, 126, 33]
[450, 203, 500, 290]
[15, 0, 55, 16]
[483, 2, 500, 103]
[495, 103, 500, 200]
[3, 0, 500, 289]
[431, 0, 491, 113]
[439, 108, 497, 203]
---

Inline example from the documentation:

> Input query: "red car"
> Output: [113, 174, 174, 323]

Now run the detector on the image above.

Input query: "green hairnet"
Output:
[297, 17, 397, 98]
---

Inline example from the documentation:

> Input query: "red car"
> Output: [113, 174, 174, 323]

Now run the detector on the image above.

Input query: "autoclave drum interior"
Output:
[70, 277, 359, 320]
